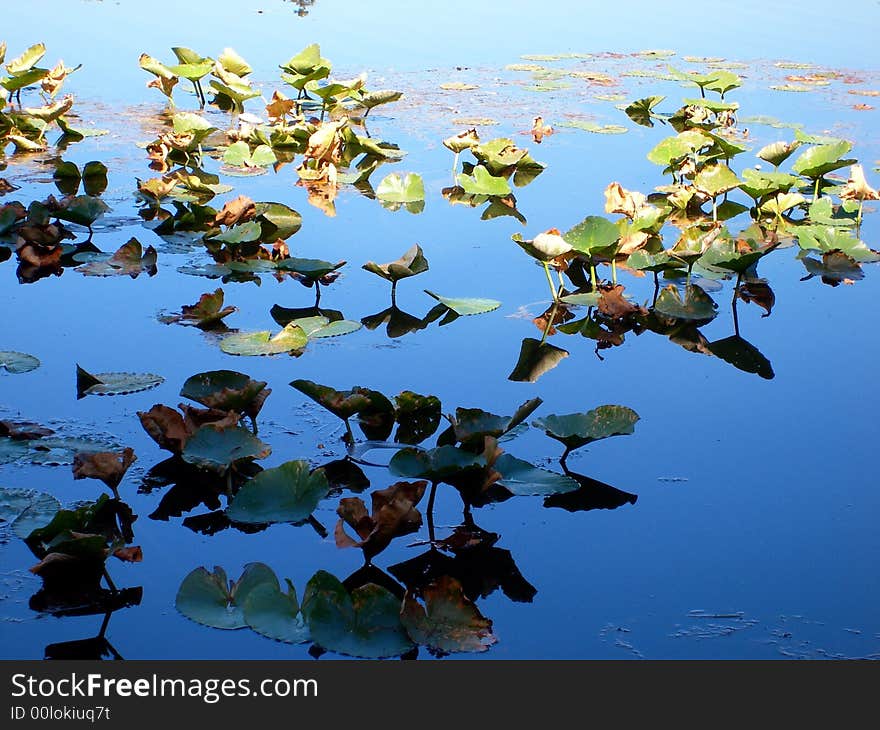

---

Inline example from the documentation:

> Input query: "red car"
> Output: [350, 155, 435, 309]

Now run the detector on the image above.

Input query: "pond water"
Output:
[1, 0, 879, 659]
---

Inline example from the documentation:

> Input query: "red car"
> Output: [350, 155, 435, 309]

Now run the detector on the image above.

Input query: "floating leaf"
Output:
[176, 563, 279, 629]
[423, 291, 500, 316]
[533, 406, 640, 452]
[457, 166, 511, 196]
[624, 96, 667, 127]
[389, 446, 482, 483]
[181, 425, 271, 472]
[0, 487, 61, 540]
[219, 323, 308, 356]
[72, 448, 137, 492]
[161, 289, 236, 329]
[0, 351, 40, 374]
[180, 370, 270, 420]
[76, 365, 163, 398]
[376, 173, 425, 204]
[227, 461, 329, 525]
[288, 316, 362, 339]
[78, 238, 157, 278]
[302, 571, 413, 658]
[563, 216, 619, 255]
[494, 454, 579, 496]
[401, 576, 496, 653]
[243, 580, 309, 644]
[559, 120, 628, 134]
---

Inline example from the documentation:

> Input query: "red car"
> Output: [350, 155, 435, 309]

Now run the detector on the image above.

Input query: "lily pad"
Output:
[78, 238, 157, 278]
[401, 576, 496, 653]
[243, 580, 310, 644]
[180, 370, 270, 420]
[533, 405, 640, 452]
[423, 291, 500, 316]
[219, 323, 309, 356]
[176, 563, 279, 629]
[181, 425, 271, 472]
[376, 173, 425, 212]
[389, 446, 483, 483]
[0, 351, 40, 374]
[302, 571, 414, 658]
[227, 461, 329, 525]
[362, 244, 429, 283]
[288, 316, 362, 339]
[494, 454, 579, 496]
[0, 487, 62, 539]
[76, 365, 164, 398]
[457, 166, 511, 196]
[160, 289, 236, 329]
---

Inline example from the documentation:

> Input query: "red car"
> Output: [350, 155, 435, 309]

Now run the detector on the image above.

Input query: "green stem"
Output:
[611, 257, 618, 285]
[542, 261, 558, 301]
[813, 177, 820, 202]
[452, 151, 459, 182]
[590, 263, 598, 291]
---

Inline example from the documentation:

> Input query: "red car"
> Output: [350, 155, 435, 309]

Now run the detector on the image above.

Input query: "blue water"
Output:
[1, 0, 878, 659]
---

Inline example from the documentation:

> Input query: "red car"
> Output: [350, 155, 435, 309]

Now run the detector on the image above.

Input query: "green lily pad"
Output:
[401, 576, 496, 653]
[791, 140, 855, 180]
[274, 257, 345, 281]
[76, 364, 164, 398]
[457, 166, 511, 196]
[376, 173, 425, 203]
[423, 291, 500, 316]
[654, 285, 718, 321]
[254, 202, 302, 240]
[53, 195, 110, 228]
[362, 244, 429, 283]
[181, 425, 271, 472]
[0, 351, 40, 374]
[559, 121, 628, 134]
[290, 380, 372, 421]
[452, 398, 543, 448]
[389, 446, 483, 483]
[0, 487, 62, 540]
[647, 130, 710, 166]
[302, 570, 414, 658]
[180, 370, 270, 419]
[243, 579, 310, 644]
[563, 215, 619, 255]
[176, 563, 279, 629]
[227, 460, 329, 525]
[288, 316, 362, 339]
[5, 42, 46, 74]
[756, 140, 802, 168]
[219, 323, 309, 356]
[624, 96, 667, 127]
[494, 454, 579, 496]
[694, 164, 740, 197]
[533, 405, 640, 452]
[795, 226, 880, 263]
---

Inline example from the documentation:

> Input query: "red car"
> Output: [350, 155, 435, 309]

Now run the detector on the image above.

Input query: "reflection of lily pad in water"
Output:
[708, 335, 774, 380]
[558, 120, 627, 134]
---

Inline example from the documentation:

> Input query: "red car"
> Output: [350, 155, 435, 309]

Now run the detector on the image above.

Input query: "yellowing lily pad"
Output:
[219, 323, 309, 356]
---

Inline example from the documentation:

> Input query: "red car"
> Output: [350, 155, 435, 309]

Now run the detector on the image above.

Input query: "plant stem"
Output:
[814, 177, 820, 202]
[732, 273, 741, 338]
[590, 263, 598, 290]
[452, 151, 459, 182]
[611, 257, 618, 285]
[426, 482, 438, 544]
[542, 261, 558, 301]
